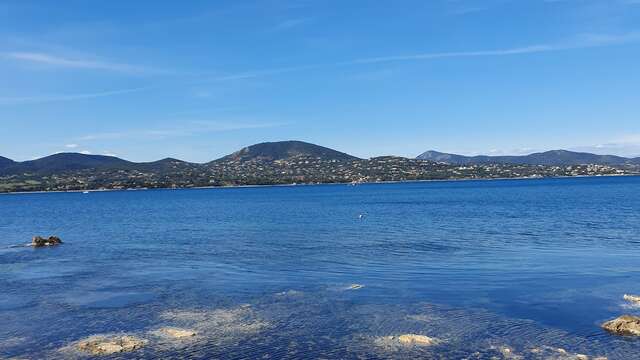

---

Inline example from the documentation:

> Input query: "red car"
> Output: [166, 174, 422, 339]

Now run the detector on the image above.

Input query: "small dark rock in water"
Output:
[602, 315, 640, 336]
[31, 236, 63, 247]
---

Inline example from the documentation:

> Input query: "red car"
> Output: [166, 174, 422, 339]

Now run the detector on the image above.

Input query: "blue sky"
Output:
[1, 0, 639, 162]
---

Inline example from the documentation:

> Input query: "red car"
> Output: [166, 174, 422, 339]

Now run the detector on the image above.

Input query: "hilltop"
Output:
[0, 156, 15, 169]
[214, 141, 359, 163]
[0, 153, 134, 175]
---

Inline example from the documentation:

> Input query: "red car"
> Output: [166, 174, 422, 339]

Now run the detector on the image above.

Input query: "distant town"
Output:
[0, 141, 638, 193]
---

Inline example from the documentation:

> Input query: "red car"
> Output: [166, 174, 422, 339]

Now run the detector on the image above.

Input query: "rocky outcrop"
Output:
[31, 236, 63, 247]
[76, 335, 146, 355]
[602, 315, 640, 336]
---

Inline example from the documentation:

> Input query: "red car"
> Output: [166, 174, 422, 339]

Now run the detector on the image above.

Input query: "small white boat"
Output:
[82, 191, 89, 194]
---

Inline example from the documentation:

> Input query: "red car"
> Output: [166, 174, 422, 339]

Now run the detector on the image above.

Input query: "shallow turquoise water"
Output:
[1, 176, 639, 359]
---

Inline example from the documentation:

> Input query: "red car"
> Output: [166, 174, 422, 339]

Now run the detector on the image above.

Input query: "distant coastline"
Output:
[2, 173, 636, 196]
[2, 141, 638, 194]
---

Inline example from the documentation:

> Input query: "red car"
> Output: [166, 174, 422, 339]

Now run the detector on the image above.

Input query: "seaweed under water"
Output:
[1, 287, 634, 359]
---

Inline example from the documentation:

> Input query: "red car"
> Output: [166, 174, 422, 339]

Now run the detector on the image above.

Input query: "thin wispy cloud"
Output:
[563, 134, 640, 157]
[4, 31, 639, 106]
[450, 6, 486, 15]
[272, 18, 309, 31]
[191, 64, 323, 84]
[347, 32, 640, 65]
[78, 121, 287, 141]
[193, 90, 214, 99]
[0, 87, 147, 105]
[197, 31, 640, 83]
[2, 51, 169, 75]
[347, 45, 556, 64]
[445, 0, 488, 16]
[616, 134, 640, 144]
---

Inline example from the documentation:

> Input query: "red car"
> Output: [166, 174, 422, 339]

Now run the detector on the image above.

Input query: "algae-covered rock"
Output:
[602, 315, 640, 336]
[75, 335, 146, 355]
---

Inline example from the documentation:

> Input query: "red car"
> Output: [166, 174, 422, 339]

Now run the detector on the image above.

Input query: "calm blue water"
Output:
[1, 176, 639, 359]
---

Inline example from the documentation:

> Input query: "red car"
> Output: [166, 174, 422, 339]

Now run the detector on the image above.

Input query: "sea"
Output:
[1, 176, 639, 359]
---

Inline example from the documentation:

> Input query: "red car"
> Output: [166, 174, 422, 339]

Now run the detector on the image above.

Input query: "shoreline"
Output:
[0, 173, 637, 196]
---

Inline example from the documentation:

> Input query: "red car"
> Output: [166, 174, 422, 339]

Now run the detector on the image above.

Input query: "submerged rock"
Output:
[276, 289, 304, 297]
[0, 336, 27, 351]
[157, 327, 197, 339]
[528, 346, 604, 360]
[490, 345, 523, 360]
[601, 315, 640, 336]
[160, 306, 268, 338]
[31, 236, 63, 247]
[623, 294, 640, 305]
[375, 334, 440, 348]
[397, 334, 438, 346]
[75, 335, 146, 355]
[493, 345, 523, 359]
[346, 284, 365, 290]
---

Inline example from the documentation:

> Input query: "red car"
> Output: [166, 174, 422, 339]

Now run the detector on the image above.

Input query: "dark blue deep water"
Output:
[1, 176, 639, 359]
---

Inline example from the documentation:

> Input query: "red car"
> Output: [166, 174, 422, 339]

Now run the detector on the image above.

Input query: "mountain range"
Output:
[416, 150, 640, 166]
[0, 141, 359, 175]
[1, 141, 639, 176]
